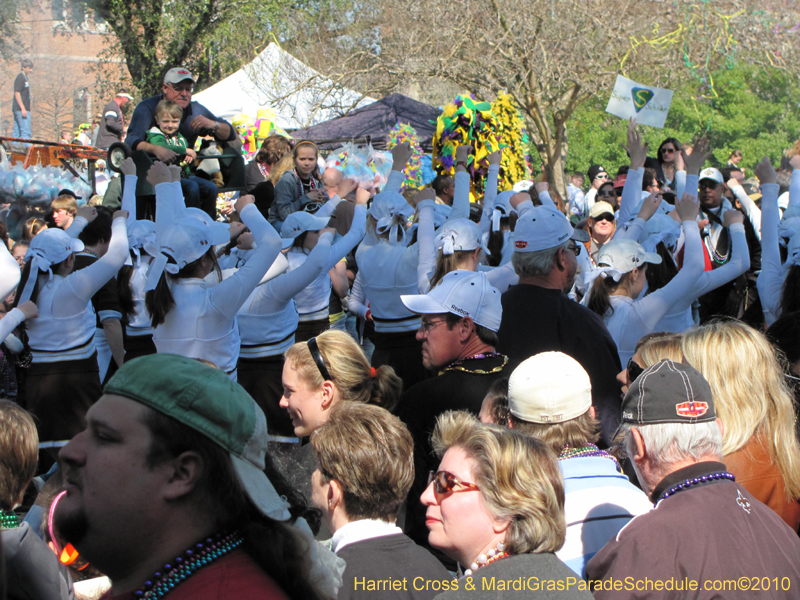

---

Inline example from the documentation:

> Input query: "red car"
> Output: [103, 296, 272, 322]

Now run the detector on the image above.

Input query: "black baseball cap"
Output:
[617, 359, 716, 435]
[588, 165, 608, 181]
[57, 188, 82, 200]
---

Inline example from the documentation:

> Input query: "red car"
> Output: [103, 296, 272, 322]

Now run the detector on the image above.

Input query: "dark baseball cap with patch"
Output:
[618, 359, 716, 433]
[588, 165, 608, 181]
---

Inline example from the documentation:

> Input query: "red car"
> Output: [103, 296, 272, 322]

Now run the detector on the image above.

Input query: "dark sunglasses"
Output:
[699, 180, 719, 190]
[627, 358, 645, 383]
[597, 189, 616, 197]
[428, 470, 479, 498]
[593, 213, 615, 223]
[661, 147, 676, 154]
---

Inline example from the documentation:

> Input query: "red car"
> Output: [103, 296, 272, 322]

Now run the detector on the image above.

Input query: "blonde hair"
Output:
[51, 195, 78, 215]
[635, 332, 684, 367]
[681, 321, 800, 499]
[430, 249, 475, 288]
[432, 411, 565, 555]
[311, 402, 413, 521]
[0, 401, 38, 510]
[509, 411, 600, 455]
[269, 153, 296, 184]
[284, 330, 402, 411]
[155, 98, 183, 120]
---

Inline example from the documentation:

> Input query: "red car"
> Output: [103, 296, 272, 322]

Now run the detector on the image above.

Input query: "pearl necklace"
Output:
[464, 542, 509, 576]
[658, 471, 735, 502]
[133, 530, 243, 599]
[558, 444, 619, 467]
[0, 509, 20, 529]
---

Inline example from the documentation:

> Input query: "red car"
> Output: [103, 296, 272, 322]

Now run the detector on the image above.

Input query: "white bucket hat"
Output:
[368, 191, 414, 245]
[436, 218, 490, 255]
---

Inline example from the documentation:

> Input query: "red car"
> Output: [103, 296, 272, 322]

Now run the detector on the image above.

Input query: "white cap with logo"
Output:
[513, 206, 590, 253]
[163, 67, 196, 85]
[596, 238, 662, 275]
[401, 270, 502, 331]
[699, 168, 724, 184]
[508, 352, 592, 423]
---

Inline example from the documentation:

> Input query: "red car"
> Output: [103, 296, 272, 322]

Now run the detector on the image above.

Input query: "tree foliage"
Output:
[0, 0, 27, 60]
[565, 65, 800, 178]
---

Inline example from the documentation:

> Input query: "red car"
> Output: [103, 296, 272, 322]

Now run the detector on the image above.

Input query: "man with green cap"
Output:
[55, 353, 335, 600]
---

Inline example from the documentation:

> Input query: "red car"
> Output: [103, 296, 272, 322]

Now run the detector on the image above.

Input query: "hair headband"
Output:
[307, 337, 332, 381]
[295, 140, 318, 153]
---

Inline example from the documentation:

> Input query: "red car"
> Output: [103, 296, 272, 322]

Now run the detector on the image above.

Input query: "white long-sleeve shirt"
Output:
[152, 194, 282, 375]
[27, 216, 129, 363]
[756, 183, 785, 325]
[238, 232, 334, 358]
[601, 220, 704, 366]
[286, 204, 367, 321]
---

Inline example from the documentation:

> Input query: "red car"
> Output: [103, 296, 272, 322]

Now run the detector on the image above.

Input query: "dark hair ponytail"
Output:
[117, 255, 137, 321]
[587, 275, 616, 318]
[644, 241, 679, 296]
[780, 265, 800, 317]
[145, 249, 220, 328]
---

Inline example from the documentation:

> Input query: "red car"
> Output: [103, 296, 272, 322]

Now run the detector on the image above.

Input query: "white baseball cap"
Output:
[163, 67, 195, 85]
[513, 205, 590, 253]
[401, 270, 502, 331]
[280, 212, 330, 249]
[512, 180, 534, 192]
[436, 218, 490, 255]
[143, 217, 228, 291]
[596, 238, 662, 274]
[699, 168, 724, 184]
[508, 352, 592, 424]
[18, 229, 85, 303]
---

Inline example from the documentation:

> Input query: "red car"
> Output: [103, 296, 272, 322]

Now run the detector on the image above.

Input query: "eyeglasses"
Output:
[566, 242, 581, 256]
[627, 358, 645, 383]
[597, 189, 616, 197]
[699, 180, 719, 190]
[167, 83, 193, 94]
[595, 174, 609, 180]
[661, 147, 675, 154]
[419, 318, 448, 334]
[593, 213, 615, 223]
[428, 470, 479, 499]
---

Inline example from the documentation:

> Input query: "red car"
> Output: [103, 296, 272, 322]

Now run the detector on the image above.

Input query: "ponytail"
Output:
[780, 265, 800, 317]
[368, 364, 403, 412]
[643, 241, 678, 296]
[117, 259, 136, 321]
[587, 273, 628, 318]
[429, 249, 464, 288]
[145, 249, 220, 328]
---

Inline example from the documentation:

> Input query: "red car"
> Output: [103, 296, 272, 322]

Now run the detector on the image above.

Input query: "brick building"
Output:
[1, 0, 126, 142]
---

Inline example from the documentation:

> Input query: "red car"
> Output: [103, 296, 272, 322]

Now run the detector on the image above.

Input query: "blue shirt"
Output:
[125, 94, 235, 151]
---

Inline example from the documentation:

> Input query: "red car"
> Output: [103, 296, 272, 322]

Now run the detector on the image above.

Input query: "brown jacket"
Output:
[724, 435, 800, 531]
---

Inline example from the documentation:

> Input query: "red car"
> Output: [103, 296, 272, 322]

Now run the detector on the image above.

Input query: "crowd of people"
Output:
[2, 64, 800, 600]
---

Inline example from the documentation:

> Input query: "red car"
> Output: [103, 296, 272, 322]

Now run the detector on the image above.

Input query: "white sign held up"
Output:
[606, 76, 673, 129]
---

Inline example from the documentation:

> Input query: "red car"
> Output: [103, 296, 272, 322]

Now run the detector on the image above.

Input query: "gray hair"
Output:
[621, 421, 723, 480]
[511, 241, 569, 278]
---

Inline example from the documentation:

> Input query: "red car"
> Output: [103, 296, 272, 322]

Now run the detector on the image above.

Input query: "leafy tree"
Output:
[565, 65, 800, 178]
[0, 0, 26, 60]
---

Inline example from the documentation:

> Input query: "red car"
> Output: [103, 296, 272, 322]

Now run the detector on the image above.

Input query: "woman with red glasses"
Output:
[421, 411, 593, 599]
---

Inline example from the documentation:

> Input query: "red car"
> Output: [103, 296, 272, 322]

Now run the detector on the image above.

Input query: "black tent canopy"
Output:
[290, 93, 440, 151]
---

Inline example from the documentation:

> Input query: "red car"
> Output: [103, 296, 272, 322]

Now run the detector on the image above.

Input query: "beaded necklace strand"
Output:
[464, 542, 510, 576]
[439, 352, 507, 376]
[133, 530, 243, 599]
[0, 509, 20, 529]
[294, 169, 317, 199]
[558, 443, 619, 467]
[658, 471, 735, 502]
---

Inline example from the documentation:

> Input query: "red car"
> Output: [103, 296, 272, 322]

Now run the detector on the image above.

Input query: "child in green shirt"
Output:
[144, 99, 196, 177]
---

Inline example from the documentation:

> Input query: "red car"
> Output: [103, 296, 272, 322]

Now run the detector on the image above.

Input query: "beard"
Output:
[54, 503, 90, 547]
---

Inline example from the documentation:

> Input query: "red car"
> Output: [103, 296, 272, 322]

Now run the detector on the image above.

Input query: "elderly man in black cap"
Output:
[586, 359, 800, 599]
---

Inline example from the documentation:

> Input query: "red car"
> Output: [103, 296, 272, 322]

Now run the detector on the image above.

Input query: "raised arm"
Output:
[618, 119, 648, 224]
[258, 231, 335, 307]
[412, 189, 437, 292]
[322, 194, 368, 272]
[630, 193, 704, 331]
[347, 271, 369, 319]
[57, 212, 130, 314]
[0, 243, 20, 299]
[383, 142, 412, 195]
[728, 178, 761, 241]
[755, 157, 783, 323]
[152, 163, 186, 240]
[65, 205, 97, 239]
[480, 151, 502, 234]
[450, 145, 472, 221]
[534, 181, 557, 209]
[210, 196, 282, 319]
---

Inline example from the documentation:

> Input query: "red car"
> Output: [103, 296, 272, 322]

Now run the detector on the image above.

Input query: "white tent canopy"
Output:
[193, 43, 374, 129]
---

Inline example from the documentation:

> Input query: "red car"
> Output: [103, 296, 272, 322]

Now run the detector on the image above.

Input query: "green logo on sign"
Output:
[631, 88, 655, 112]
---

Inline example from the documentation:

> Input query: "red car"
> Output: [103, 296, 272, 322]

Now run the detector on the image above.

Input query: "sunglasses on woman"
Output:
[627, 358, 645, 383]
[593, 213, 615, 223]
[428, 470, 479, 499]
